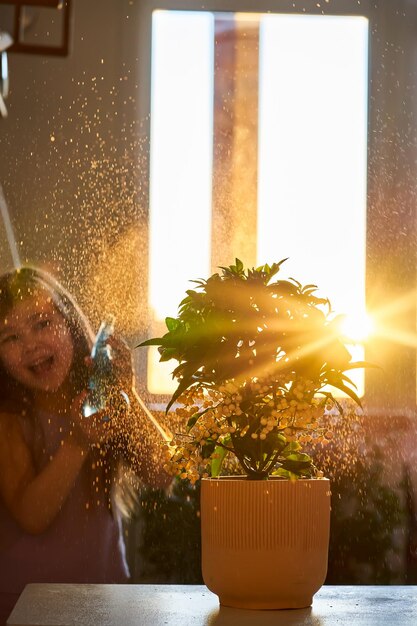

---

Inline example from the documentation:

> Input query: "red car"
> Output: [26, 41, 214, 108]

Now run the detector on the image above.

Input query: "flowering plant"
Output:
[140, 259, 370, 482]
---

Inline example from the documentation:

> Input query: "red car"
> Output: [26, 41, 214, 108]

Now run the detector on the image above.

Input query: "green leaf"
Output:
[284, 452, 311, 463]
[159, 348, 178, 363]
[187, 414, 200, 429]
[339, 372, 358, 390]
[288, 277, 302, 288]
[136, 337, 163, 348]
[280, 457, 313, 474]
[282, 441, 301, 454]
[236, 258, 244, 272]
[326, 379, 363, 408]
[269, 280, 298, 294]
[166, 377, 196, 412]
[316, 390, 344, 414]
[343, 361, 381, 371]
[201, 441, 216, 459]
[165, 317, 180, 331]
[171, 362, 188, 378]
[273, 468, 297, 480]
[186, 406, 213, 430]
[210, 444, 229, 477]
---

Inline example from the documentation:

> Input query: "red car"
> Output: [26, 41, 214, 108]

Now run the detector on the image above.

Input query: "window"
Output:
[143, 4, 370, 399]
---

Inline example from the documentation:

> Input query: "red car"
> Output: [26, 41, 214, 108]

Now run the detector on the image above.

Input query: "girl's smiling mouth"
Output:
[28, 355, 55, 376]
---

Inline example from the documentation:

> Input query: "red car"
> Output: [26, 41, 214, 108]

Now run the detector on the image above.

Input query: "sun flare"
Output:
[340, 312, 374, 343]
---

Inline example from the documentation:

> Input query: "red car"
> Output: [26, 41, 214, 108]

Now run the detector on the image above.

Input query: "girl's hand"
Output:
[83, 335, 133, 392]
[107, 335, 134, 393]
[80, 335, 133, 442]
[70, 391, 115, 450]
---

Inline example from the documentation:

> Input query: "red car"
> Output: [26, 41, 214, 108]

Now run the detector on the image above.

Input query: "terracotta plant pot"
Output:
[201, 476, 331, 610]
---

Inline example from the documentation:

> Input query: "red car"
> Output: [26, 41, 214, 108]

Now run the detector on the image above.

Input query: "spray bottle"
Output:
[82, 316, 172, 445]
[82, 315, 129, 420]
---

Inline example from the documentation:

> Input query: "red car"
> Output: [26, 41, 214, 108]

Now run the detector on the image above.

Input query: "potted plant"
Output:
[139, 259, 371, 609]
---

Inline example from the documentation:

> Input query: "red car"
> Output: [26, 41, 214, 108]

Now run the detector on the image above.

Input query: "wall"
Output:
[0, 0, 147, 335]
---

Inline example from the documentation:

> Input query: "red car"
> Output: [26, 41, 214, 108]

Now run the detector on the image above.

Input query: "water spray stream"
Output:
[0, 184, 21, 269]
[133, 388, 173, 442]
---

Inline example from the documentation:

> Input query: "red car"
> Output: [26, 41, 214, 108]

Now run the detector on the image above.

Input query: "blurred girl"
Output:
[0, 266, 168, 623]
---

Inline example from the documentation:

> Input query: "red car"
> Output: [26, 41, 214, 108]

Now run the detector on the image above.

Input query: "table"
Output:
[7, 584, 417, 626]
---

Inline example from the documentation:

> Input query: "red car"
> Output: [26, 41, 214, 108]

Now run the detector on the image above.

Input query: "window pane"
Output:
[257, 14, 369, 394]
[148, 10, 214, 393]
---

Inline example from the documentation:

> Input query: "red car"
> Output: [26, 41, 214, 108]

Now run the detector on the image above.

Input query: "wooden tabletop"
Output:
[7, 584, 417, 626]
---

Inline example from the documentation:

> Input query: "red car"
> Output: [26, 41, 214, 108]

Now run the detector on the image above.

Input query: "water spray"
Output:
[132, 386, 172, 442]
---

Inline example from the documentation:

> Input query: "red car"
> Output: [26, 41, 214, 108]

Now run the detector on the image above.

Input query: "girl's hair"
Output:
[0, 266, 140, 517]
[0, 266, 94, 412]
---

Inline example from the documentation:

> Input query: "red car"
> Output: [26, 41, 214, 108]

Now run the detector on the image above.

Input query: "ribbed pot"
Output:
[201, 476, 330, 609]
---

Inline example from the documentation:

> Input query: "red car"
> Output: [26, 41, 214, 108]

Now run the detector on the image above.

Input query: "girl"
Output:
[0, 266, 168, 624]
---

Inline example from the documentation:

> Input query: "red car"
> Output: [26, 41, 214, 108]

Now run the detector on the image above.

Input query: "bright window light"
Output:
[148, 10, 214, 393]
[257, 14, 369, 395]
[147, 10, 369, 397]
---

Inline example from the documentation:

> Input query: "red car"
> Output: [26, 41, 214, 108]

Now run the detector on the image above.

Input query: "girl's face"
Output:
[0, 291, 74, 393]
